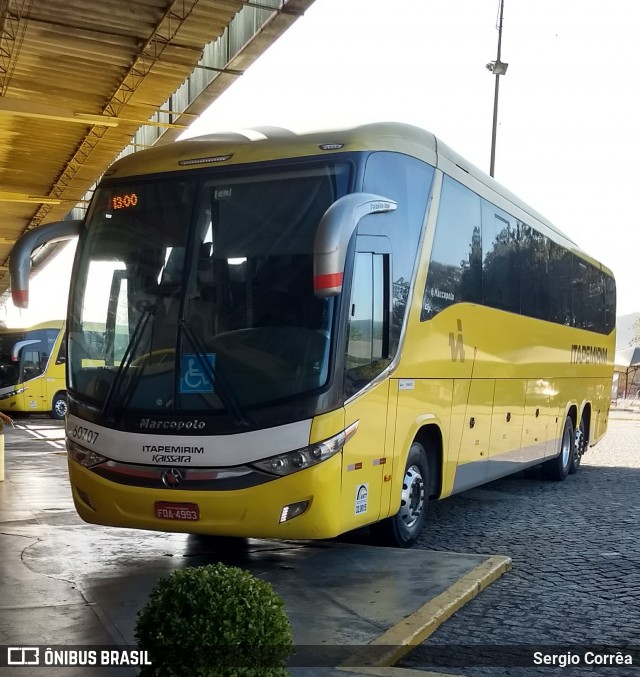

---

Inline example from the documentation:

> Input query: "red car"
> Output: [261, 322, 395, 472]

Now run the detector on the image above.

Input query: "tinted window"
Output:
[604, 275, 616, 333]
[345, 252, 389, 397]
[520, 224, 550, 320]
[573, 257, 604, 330]
[585, 267, 606, 332]
[422, 176, 482, 320]
[572, 257, 587, 328]
[549, 242, 572, 326]
[482, 201, 520, 313]
[56, 333, 67, 364]
[420, 174, 615, 335]
[363, 152, 434, 350]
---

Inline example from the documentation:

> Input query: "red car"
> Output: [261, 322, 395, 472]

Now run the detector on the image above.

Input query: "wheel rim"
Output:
[55, 399, 67, 418]
[561, 424, 572, 467]
[398, 463, 425, 529]
[574, 422, 586, 462]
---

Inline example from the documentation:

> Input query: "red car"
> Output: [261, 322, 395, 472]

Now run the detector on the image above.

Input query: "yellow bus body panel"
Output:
[383, 301, 614, 501]
[340, 379, 392, 530]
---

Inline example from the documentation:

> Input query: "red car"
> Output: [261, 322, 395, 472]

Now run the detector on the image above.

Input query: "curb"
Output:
[339, 554, 512, 669]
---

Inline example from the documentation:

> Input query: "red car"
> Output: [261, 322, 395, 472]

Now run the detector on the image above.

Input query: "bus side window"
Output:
[345, 252, 390, 397]
[22, 349, 43, 379]
[56, 337, 67, 364]
[604, 275, 616, 334]
[422, 176, 482, 321]
[549, 242, 572, 326]
[520, 224, 550, 320]
[481, 202, 520, 313]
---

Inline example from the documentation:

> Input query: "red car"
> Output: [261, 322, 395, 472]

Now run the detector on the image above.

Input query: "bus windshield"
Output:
[68, 162, 351, 423]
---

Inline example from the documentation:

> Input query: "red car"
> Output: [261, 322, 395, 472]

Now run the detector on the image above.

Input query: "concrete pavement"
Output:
[0, 416, 510, 676]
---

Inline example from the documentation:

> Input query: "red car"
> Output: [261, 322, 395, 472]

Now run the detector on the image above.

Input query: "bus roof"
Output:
[105, 122, 612, 278]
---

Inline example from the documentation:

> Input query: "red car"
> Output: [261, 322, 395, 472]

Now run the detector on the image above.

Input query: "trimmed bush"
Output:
[135, 563, 293, 676]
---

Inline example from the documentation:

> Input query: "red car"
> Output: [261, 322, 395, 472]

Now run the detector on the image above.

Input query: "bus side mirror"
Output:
[9, 219, 82, 308]
[11, 339, 41, 362]
[313, 193, 397, 298]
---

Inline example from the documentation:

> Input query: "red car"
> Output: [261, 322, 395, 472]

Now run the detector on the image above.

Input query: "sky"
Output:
[3, 0, 638, 326]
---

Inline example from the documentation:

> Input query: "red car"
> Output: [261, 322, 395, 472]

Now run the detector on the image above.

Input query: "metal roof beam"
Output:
[0, 0, 32, 95]
[0, 97, 120, 126]
[242, 0, 305, 16]
[103, 0, 206, 117]
[0, 96, 189, 129]
[0, 191, 61, 205]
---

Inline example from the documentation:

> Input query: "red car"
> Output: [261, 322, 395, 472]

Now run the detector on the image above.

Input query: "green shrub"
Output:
[135, 563, 294, 676]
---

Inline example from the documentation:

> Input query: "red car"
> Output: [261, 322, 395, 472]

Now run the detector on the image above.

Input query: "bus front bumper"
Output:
[68, 454, 344, 540]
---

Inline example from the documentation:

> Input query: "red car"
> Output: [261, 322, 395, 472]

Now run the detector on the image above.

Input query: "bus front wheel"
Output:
[370, 442, 429, 548]
[51, 393, 68, 420]
[543, 416, 574, 481]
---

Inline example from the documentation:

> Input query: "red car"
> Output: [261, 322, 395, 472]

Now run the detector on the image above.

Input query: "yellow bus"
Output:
[10, 123, 615, 546]
[0, 320, 67, 419]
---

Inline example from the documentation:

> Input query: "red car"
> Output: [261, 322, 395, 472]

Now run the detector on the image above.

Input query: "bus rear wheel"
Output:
[51, 393, 68, 420]
[570, 416, 587, 474]
[370, 442, 429, 548]
[543, 416, 574, 481]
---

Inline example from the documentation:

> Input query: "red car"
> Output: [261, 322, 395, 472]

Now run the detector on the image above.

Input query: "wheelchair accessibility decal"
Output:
[180, 353, 216, 394]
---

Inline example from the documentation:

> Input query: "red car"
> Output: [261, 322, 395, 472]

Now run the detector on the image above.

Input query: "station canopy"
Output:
[615, 346, 640, 371]
[614, 346, 640, 398]
[0, 0, 315, 300]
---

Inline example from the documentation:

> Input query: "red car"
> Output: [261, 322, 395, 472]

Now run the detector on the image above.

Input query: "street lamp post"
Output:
[486, 0, 508, 178]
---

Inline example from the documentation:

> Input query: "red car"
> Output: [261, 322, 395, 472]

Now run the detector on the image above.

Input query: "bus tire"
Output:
[370, 442, 429, 548]
[570, 415, 587, 474]
[51, 392, 68, 420]
[543, 416, 574, 481]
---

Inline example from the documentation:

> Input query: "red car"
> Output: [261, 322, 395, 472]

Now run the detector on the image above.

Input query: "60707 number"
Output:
[70, 425, 100, 445]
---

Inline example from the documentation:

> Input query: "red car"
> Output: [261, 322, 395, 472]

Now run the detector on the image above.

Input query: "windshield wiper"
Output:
[179, 319, 250, 428]
[101, 300, 156, 420]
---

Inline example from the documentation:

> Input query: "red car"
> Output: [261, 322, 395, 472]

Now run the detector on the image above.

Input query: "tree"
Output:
[631, 318, 640, 346]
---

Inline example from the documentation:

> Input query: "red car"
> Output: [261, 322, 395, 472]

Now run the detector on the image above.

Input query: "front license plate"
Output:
[154, 502, 200, 521]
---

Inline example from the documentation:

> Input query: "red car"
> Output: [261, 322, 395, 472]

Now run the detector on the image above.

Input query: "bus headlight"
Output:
[251, 420, 359, 477]
[67, 439, 107, 468]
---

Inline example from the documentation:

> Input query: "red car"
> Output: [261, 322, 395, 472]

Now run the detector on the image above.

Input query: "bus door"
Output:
[42, 332, 66, 409]
[341, 238, 394, 530]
